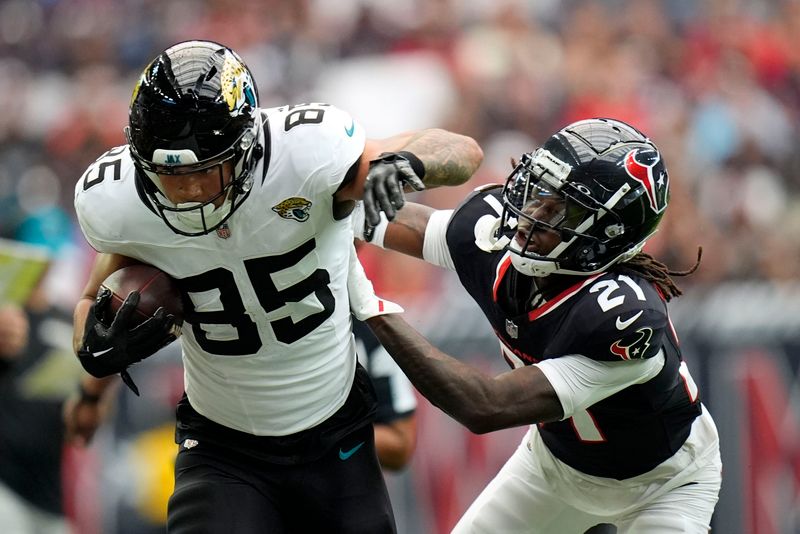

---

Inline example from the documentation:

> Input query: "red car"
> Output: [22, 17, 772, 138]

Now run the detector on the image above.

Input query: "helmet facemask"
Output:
[127, 120, 259, 236]
[498, 148, 636, 277]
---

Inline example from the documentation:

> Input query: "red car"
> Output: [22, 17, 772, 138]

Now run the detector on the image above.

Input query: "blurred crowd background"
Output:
[1, 0, 799, 533]
[3, 0, 800, 293]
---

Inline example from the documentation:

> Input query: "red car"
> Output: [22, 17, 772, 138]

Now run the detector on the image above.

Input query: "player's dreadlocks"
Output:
[612, 247, 703, 302]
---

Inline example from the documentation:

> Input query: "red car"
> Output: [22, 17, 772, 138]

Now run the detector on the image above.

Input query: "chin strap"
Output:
[120, 370, 140, 396]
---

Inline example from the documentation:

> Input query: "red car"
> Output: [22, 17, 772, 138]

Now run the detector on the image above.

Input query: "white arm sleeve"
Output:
[535, 350, 666, 420]
[422, 209, 455, 270]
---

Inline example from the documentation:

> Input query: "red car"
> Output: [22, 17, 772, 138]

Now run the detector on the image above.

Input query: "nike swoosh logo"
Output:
[338, 441, 364, 460]
[92, 347, 114, 358]
[344, 119, 355, 137]
[615, 310, 643, 330]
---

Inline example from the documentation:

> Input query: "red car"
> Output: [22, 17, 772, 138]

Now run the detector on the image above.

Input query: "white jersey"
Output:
[74, 104, 367, 436]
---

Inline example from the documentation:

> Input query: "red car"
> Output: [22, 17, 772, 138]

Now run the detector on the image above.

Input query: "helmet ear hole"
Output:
[605, 224, 625, 238]
[576, 242, 607, 270]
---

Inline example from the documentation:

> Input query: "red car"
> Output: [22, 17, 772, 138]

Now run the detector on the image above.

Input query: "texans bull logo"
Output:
[610, 326, 653, 360]
[624, 148, 668, 213]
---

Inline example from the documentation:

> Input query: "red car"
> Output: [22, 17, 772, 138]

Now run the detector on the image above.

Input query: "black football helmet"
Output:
[497, 118, 669, 277]
[126, 40, 262, 236]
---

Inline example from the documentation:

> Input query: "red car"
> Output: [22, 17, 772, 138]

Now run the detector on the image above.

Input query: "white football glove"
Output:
[348, 244, 403, 321]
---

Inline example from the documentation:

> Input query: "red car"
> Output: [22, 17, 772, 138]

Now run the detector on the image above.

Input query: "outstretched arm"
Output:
[366, 314, 563, 434]
[347, 248, 562, 434]
[391, 129, 483, 188]
[350, 200, 451, 263]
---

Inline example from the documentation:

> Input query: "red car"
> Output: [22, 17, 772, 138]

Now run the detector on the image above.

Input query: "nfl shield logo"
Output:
[216, 223, 231, 239]
[505, 319, 518, 339]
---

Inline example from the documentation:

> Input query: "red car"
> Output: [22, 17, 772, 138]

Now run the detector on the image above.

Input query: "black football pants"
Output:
[166, 422, 395, 533]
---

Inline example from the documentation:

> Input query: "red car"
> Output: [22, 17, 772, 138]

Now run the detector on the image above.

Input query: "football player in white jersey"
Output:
[65, 40, 482, 534]
[350, 119, 722, 533]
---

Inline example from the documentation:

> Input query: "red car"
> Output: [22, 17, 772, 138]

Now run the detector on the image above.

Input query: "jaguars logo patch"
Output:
[272, 197, 312, 222]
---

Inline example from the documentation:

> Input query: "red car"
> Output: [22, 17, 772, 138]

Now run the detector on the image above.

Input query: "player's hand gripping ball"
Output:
[77, 265, 183, 383]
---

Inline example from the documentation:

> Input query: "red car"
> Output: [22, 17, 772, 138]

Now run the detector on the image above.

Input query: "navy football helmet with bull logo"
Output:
[498, 118, 669, 277]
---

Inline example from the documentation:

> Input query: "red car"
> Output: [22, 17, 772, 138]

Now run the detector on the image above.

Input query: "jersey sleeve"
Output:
[422, 209, 455, 270]
[445, 185, 504, 252]
[444, 185, 505, 283]
[535, 351, 666, 419]
[270, 104, 366, 196]
[74, 194, 108, 252]
[73, 146, 135, 254]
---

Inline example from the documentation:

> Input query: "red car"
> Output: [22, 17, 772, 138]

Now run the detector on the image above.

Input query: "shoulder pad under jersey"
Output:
[446, 184, 505, 254]
[547, 272, 669, 362]
[74, 145, 150, 251]
[263, 103, 366, 195]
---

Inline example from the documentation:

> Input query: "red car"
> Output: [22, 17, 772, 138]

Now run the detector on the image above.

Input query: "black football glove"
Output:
[363, 152, 426, 233]
[77, 289, 176, 395]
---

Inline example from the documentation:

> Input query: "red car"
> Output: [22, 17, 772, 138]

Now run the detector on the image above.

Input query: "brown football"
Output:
[99, 264, 184, 327]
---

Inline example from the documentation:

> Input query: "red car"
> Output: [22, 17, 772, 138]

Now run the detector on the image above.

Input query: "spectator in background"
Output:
[353, 319, 417, 471]
[0, 292, 83, 534]
[0, 304, 28, 359]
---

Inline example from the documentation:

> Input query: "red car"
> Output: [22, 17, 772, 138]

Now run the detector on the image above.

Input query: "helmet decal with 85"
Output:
[497, 118, 669, 277]
[126, 40, 263, 236]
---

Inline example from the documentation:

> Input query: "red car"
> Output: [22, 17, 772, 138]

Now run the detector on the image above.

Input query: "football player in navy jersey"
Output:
[65, 40, 482, 534]
[350, 118, 722, 533]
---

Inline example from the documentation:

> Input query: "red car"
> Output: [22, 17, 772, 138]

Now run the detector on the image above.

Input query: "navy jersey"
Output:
[445, 186, 702, 479]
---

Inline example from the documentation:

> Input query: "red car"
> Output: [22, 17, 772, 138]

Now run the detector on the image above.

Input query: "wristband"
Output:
[366, 213, 389, 248]
[353, 202, 388, 248]
[78, 383, 101, 404]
